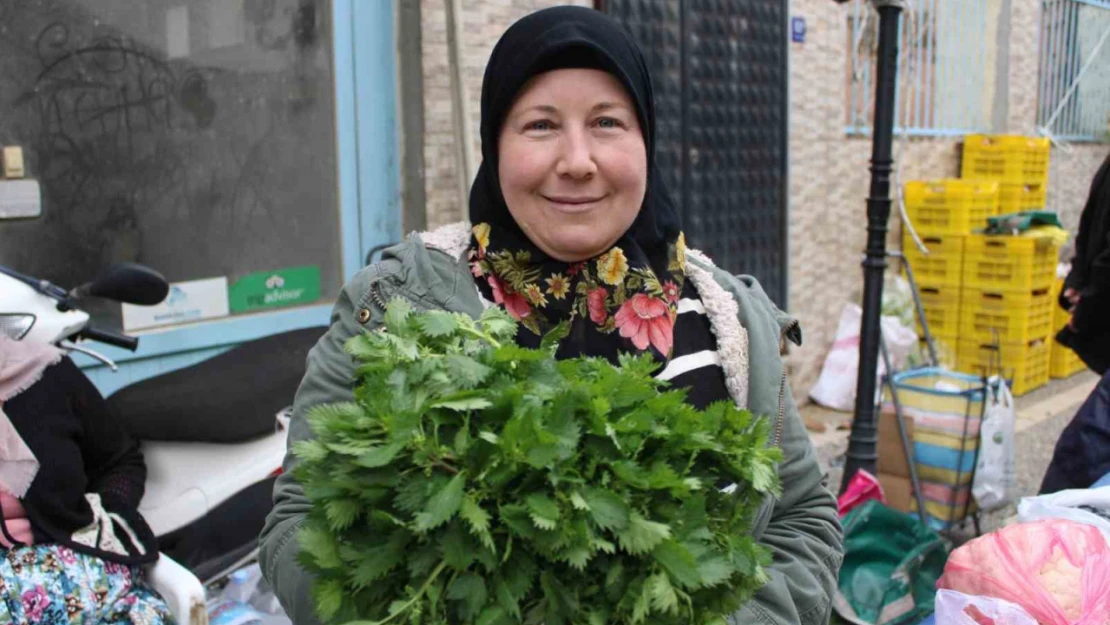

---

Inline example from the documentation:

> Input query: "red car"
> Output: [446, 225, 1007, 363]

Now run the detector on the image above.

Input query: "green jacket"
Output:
[260, 223, 843, 625]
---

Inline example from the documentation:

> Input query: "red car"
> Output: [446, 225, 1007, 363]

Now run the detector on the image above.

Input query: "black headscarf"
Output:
[468, 5, 688, 365]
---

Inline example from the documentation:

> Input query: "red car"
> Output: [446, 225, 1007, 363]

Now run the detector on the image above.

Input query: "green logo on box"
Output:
[229, 266, 321, 313]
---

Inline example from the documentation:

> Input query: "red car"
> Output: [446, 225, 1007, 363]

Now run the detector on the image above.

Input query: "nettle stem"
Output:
[361, 560, 449, 625]
[460, 326, 501, 349]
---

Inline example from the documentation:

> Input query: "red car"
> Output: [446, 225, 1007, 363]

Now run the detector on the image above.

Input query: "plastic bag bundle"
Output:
[938, 519, 1110, 625]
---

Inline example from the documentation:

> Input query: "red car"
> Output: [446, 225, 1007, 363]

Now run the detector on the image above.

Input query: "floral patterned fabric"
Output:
[0, 545, 173, 625]
[470, 222, 687, 360]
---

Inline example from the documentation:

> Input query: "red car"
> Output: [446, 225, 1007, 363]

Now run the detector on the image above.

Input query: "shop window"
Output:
[0, 0, 340, 330]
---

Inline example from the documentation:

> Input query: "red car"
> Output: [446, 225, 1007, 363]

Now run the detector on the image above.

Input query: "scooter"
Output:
[0, 256, 323, 624]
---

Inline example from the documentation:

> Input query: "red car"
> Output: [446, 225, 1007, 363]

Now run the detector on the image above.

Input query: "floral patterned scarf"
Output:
[467, 7, 691, 365]
[470, 224, 687, 360]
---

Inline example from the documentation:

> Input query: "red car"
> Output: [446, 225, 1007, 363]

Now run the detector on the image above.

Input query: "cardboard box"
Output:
[876, 408, 915, 478]
[878, 472, 914, 514]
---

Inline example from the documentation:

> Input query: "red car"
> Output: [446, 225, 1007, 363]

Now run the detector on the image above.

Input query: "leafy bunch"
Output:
[294, 300, 782, 625]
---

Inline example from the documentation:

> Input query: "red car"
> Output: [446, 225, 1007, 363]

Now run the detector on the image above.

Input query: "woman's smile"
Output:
[542, 193, 608, 214]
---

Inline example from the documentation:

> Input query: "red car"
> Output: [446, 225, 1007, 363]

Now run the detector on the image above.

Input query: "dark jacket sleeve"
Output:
[1066, 154, 1110, 325]
[729, 385, 844, 625]
[260, 277, 371, 625]
[64, 358, 147, 511]
[1073, 233, 1110, 335]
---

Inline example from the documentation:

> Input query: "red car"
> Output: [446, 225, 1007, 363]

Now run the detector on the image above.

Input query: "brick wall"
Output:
[421, 0, 591, 229]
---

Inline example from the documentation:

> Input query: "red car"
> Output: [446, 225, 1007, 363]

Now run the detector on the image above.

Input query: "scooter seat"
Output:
[139, 426, 288, 536]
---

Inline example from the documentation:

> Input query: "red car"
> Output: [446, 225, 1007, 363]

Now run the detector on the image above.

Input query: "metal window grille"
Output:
[1037, 0, 1110, 142]
[847, 0, 993, 137]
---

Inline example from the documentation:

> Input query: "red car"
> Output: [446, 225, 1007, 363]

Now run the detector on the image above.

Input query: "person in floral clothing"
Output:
[0, 338, 173, 624]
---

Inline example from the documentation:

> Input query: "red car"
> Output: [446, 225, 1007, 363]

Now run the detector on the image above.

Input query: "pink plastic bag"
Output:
[837, 470, 885, 517]
[938, 519, 1110, 625]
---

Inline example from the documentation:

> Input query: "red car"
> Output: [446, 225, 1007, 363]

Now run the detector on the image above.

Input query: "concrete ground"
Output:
[804, 371, 1101, 536]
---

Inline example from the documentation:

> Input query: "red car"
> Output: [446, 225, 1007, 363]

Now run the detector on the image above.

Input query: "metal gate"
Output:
[601, 0, 789, 305]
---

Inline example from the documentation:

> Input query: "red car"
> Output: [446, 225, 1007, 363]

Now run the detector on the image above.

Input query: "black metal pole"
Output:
[840, 0, 905, 494]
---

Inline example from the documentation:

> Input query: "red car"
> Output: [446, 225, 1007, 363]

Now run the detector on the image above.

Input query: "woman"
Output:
[261, 7, 842, 625]
[0, 336, 172, 624]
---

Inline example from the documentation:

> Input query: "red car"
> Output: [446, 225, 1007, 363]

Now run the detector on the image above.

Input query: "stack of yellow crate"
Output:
[901, 135, 1057, 395]
[950, 135, 1056, 395]
[1049, 278, 1087, 378]
[902, 180, 1000, 364]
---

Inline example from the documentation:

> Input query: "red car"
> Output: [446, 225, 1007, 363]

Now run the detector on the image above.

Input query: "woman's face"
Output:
[498, 68, 648, 262]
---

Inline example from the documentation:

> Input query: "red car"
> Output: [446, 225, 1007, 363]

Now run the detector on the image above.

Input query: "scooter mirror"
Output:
[82, 263, 170, 306]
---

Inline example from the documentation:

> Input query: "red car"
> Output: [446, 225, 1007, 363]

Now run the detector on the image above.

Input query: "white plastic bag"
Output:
[972, 378, 1017, 510]
[810, 304, 918, 411]
[934, 590, 1038, 625]
[1018, 486, 1110, 543]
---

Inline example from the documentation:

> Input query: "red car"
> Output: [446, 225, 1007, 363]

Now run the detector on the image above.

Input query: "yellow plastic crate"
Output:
[902, 233, 966, 287]
[904, 180, 999, 235]
[960, 287, 1054, 344]
[961, 134, 1051, 185]
[915, 283, 962, 340]
[956, 338, 1050, 396]
[1051, 342, 1086, 379]
[962, 235, 1058, 293]
[998, 183, 1048, 214]
[1049, 278, 1087, 378]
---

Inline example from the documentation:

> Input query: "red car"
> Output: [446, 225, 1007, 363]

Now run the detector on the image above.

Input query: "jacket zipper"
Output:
[772, 319, 799, 448]
[774, 372, 787, 448]
[369, 280, 390, 310]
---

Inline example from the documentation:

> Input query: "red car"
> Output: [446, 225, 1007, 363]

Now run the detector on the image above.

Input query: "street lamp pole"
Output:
[840, 0, 906, 494]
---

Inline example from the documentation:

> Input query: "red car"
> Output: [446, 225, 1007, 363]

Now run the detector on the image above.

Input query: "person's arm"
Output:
[66, 357, 147, 511]
[260, 277, 373, 625]
[1072, 233, 1110, 334]
[730, 386, 844, 625]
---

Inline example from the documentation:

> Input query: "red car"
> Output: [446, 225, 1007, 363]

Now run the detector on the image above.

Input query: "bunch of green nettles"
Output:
[294, 300, 782, 625]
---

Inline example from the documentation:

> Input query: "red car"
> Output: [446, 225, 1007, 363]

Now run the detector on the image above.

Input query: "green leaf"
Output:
[440, 521, 477, 569]
[653, 540, 702, 589]
[479, 305, 517, 339]
[559, 544, 592, 570]
[355, 441, 405, 468]
[312, 578, 346, 622]
[696, 556, 736, 588]
[324, 498, 360, 531]
[476, 606, 513, 625]
[414, 472, 466, 532]
[539, 321, 570, 352]
[569, 492, 589, 511]
[433, 397, 494, 412]
[292, 439, 329, 463]
[419, 310, 459, 336]
[447, 573, 487, 620]
[583, 488, 631, 530]
[383, 298, 412, 332]
[460, 495, 495, 550]
[647, 572, 680, 615]
[299, 525, 343, 569]
[526, 494, 560, 530]
[350, 532, 409, 587]
[617, 513, 672, 555]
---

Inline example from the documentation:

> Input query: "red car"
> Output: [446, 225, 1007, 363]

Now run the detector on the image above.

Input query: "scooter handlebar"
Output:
[79, 325, 139, 352]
